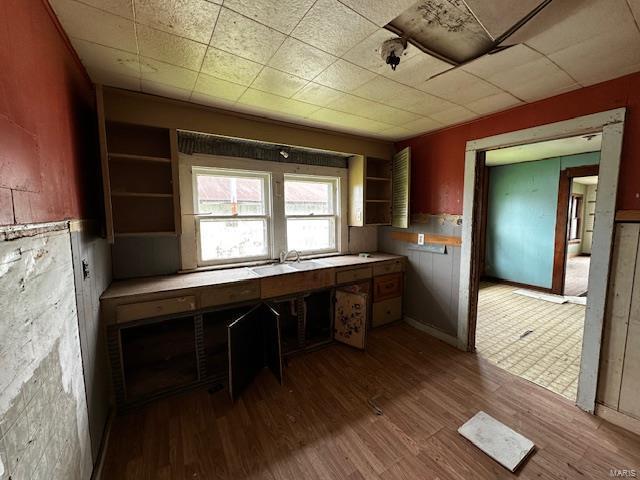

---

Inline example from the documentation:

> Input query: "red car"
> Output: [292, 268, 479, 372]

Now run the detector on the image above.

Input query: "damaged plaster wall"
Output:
[0, 225, 92, 480]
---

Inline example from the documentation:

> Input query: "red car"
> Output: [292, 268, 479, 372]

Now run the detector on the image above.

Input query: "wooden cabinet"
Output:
[96, 86, 180, 242]
[335, 283, 369, 349]
[347, 148, 410, 227]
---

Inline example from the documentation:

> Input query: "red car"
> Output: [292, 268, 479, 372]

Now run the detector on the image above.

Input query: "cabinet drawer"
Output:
[261, 269, 335, 299]
[199, 281, 260, 308]
[373, 259, 403, 276]
[372, 297, 402, 327]
[373, 273, 402, 302]
[336, 266, 372, 285]
[116, 295, 196, 323]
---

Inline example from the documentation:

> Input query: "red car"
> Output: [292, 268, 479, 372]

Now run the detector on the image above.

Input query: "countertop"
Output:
[101, 252, 403, 301]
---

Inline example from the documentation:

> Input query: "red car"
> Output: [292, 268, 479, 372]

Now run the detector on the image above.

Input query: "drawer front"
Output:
[336, 266, 372, 285]
[261, 269, 335, 299]
[116, 295, 196, 323]
[372, 297, 402, 327]
[373, 273, 402, 302]
[199, 280, 260, 308]
[373, 259, 403, 276]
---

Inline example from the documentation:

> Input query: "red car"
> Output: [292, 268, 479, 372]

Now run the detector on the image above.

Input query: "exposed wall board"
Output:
[112, 235, 180, 279]
[69, 221, 112, 459]
[0, 0, 98, 226]
[0, 226, 92, 480]
[396, 71, 640, 215]
[379, 217, 461, 335]
[348, 226, 378, 254]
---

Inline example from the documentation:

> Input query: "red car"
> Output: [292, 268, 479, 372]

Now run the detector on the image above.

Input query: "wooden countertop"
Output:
[101, 252, 403, 301]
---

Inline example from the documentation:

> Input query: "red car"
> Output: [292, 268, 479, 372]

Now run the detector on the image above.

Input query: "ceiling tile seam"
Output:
[460, 66, 527, 103]
[239, 0, 321, 105]
[334, 0, 383, 28]
[190, 5, 224, 103]
[523, 43, 584, 88]
[624, 0, 640, 34]
[70, 0, 133, 22]
[131, 0, 142, 78]
[220, 0, 317, 36]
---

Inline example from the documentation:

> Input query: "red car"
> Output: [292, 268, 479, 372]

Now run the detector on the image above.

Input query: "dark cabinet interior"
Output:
[120, 316, 198, 401]
[305, 290, 333, 347]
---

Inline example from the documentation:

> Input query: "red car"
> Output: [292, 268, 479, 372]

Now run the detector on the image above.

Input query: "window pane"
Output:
[199, 219, 267, 261]
[196, 174, 265, 215]
[285, 180, 333, 215]
[287, 218, 335, 252]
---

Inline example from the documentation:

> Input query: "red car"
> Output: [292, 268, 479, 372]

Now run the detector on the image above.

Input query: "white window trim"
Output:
[179, 154, 348, 270]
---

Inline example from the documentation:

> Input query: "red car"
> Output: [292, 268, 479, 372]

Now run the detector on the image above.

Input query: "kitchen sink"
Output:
[289, 260, 325, 271]
[249, 264, 296, 276]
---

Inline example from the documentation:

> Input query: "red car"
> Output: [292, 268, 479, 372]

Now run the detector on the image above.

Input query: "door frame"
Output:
[551, 164, 600, 295]
[457, 108, 626, 413]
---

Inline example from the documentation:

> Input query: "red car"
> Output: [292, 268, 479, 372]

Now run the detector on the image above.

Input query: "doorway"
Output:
[458, 108, 625, 412]
[474, 137, 601, 401]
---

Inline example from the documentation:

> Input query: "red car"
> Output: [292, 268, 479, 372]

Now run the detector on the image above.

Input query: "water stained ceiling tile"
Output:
[137, 25, 207, 71]
[71, 39, 141, 77]
[251, 67, 309, 97]
[222, 0, 315, 34]
[86, 66, 141, 91]
[462, 0, 545, 39]
[338, 0, 421, 27]
[200, 48, 263, 86]
[268, 38, 337, 80]
[210, 8, 286, 64]
[139, 56, 199, 90]
[389, 0, 493, 64]
[290, 0, 378, 56]
[314, 60, 377, 92]
[193, 73, 247, 101]
[135, 0, 221, 44]
[50, 0, 137, 53]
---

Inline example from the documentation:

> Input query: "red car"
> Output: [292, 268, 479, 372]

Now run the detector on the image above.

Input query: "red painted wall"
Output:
[0, 0, 97, 225]
[398, 72, 640, 215]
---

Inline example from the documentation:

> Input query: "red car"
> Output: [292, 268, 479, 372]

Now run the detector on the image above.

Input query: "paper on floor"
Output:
[513, 289, 567, 304]
[458, 411, 535, 472]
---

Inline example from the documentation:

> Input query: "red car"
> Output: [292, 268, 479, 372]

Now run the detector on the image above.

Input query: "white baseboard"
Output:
[403, 316, 458, 347]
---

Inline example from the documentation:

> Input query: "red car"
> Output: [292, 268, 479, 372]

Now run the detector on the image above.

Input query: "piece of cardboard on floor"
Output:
[513, 289, 567, 304]
[458, 411, 535, 472]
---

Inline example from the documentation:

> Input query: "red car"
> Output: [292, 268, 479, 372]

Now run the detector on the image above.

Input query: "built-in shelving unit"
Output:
[97, 85, 181, 242]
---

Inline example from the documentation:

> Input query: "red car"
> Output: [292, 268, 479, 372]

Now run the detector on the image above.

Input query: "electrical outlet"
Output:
[417, 233, 425, 245]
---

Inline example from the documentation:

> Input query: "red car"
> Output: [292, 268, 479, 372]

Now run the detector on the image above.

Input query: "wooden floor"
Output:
[102, 323, 640, 480]
[476, 282, 584, 400]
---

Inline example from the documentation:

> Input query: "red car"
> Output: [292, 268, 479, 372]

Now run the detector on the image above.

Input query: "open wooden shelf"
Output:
[111, 192, 173, 198]
[112, 195, 175, 235]
[366, 176, 391, 182]
[109, 153, 171, 163]
[366, 199, 391, 203]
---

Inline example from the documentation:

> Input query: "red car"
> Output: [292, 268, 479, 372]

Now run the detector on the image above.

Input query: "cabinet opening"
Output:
[305, 290, 333, 346]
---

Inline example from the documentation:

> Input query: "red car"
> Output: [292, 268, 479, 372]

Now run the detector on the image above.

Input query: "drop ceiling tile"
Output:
[85, 66, 141, 91]
[238, 89, 320, 117]
[200, 47, 263, 86]
[383, 53, 453, 87]
[402, 116, 443, 135]
[342, 29, 421, 75]
[338, 0, 420, 27]
[50, 0, 136, 52]
[140, 56, 198, 90]
[71, 38, 141, 77]
[190, 92, 237, 111]
[461, 44, 540, 79]
[210, 8, 286, 64]
[135, 0, 220, 43]
[193, 73, 247, 101]
[137, 25, 207, 71]
[290, 0, 377, 56]
[76, 0, 134, 18]
[509, 0, 637, 56]
[314, 60, 376, 92]
[465, 92, 522, 115]
[352, 75, 415, 103]
[308, 108, 390, 132]
[548, 27, 640, 86]
[222, 0, 315, 34]
[463, 0, 543, 39]
[393, 90, 457, 116]
[378, 126, 413, 140]
[268, 38, 336, 80]
[431, 106, 477, 125]
[292, 83, 344, 106]
[417, 69, 503, 104]
[251, 67, 309, 97]
[327, 94, 418, 126]
[141, 79, 192, 100]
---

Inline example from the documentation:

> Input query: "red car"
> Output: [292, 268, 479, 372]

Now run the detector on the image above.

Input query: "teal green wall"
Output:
[485, 151, 599, 288]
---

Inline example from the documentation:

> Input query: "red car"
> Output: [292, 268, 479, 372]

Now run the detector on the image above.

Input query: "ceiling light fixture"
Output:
[380, 38, 407, 71]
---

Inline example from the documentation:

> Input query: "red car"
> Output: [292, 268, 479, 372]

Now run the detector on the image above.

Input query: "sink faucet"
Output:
[279, 249, 300, 263]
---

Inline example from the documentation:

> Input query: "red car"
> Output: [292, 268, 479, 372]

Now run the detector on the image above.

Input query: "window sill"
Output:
[179, 252, 344, 274]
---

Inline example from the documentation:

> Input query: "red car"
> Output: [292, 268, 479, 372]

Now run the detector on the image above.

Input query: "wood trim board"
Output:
[389, 231, 462, 246]
[615, 210, 640, 222]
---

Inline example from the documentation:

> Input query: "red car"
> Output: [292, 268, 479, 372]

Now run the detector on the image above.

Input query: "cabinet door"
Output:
[392, 147, 410, 228]
[228, 304, 283, 401]
[334, 289, 367, 350]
